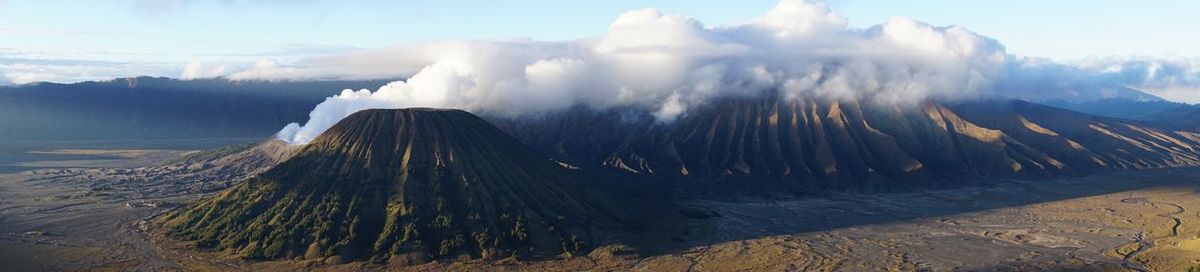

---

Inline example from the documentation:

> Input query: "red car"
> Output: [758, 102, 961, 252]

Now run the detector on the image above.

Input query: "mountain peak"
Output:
[161, 108, 626, 263]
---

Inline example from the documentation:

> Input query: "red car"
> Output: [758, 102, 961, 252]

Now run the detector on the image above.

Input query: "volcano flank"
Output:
[159, 108, 627, 263]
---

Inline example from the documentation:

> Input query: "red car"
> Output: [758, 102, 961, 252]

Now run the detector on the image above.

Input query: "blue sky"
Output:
[1, 0, 1198, 84]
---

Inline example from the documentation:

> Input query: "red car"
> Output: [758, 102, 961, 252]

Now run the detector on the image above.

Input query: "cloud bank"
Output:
[1075, 57, 1200, 103]
[274, 0, 1010, 144]
[181, 61, 228, 80]
[0, 56, 177, 85]
[997, 57, 1170, 103]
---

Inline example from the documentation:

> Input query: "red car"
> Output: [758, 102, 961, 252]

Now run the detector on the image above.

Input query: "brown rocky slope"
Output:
[492, 97, 1200, 194]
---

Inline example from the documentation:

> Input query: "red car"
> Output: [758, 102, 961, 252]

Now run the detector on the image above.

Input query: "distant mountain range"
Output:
[3, 75, 1187, 142]
[1043, 99, 1191, 121]
[0, 77, 390, 140]
[1044, 98, 1200, 132]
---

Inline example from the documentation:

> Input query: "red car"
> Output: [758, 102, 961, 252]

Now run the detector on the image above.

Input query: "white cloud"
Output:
[228, 58, 300, 80]
[273, 0, 1010, 144]
[227, 55, 405, 81]
[0, 58, 178, 85]
[1074, 56, 1200, 103]
[744, 0, 847, 37]
[180, 61, 228, 79]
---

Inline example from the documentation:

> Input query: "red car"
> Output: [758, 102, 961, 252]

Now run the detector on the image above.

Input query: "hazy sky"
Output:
[1, 0, 1197, 85]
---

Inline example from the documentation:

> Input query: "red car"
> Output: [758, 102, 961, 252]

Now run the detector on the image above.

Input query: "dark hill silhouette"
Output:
[0, 77, 391, 140]
[1042, 98, 1192, 121]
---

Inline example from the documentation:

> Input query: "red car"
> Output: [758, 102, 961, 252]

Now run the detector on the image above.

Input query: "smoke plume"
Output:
[274, 0, 1008, 144]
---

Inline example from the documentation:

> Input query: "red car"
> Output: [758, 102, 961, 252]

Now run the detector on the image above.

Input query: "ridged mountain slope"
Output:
[160, 109, 624, 263]
[492, 97, 1200, 193]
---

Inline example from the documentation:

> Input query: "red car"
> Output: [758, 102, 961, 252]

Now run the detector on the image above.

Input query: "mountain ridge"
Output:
[491, 96, 1200, 194]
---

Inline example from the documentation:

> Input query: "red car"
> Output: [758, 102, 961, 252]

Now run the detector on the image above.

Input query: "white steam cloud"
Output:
[273, 0, 1008, 144]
